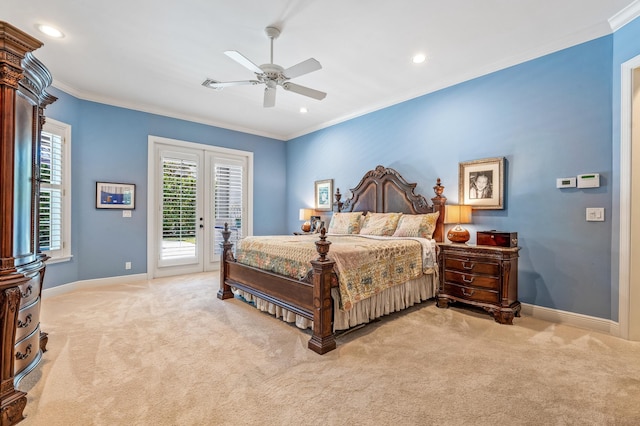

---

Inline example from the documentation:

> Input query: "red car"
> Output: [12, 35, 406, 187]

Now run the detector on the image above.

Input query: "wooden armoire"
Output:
[0, 22, 56, 425]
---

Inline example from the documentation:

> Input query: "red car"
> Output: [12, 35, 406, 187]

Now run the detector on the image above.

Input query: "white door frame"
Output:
[619, 53, 640, 340]
[147, 135, 253, 278]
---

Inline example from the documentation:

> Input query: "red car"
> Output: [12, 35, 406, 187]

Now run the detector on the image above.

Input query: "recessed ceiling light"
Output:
[299, 107, 308, 114]
[412, 54, 426, 64]
[37, 24, 64, 39]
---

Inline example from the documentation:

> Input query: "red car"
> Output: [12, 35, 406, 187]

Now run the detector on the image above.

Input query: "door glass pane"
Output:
[161, 157, 198, 261]
[213, 162, 243, 256]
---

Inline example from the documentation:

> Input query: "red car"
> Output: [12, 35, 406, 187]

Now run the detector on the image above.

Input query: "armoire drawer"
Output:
[15, 297, 40, 342]
[18, 272, 41, 306]
[14, 326, 41, 375]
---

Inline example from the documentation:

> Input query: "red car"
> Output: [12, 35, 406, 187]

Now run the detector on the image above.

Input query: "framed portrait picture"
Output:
[96, 182, 136, 209]
[458, 157, 504, 210]
[314, 179, 333, 211]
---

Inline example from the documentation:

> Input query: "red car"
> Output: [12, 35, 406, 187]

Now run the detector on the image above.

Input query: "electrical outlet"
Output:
[125, 261, 131, 270]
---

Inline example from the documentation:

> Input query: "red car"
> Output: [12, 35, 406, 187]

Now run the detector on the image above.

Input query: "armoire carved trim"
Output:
[0, 21, 56, 426]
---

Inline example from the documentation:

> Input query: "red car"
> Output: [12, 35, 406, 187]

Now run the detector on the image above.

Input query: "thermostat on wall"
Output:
[556, 177, 576, 188]
[577, 173, 600, 188]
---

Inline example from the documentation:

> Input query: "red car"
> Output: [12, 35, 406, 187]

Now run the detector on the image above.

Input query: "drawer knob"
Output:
[17, 313, 32, 328]
[16, 344, 32, 360]
[462, 262, 474, 270]
[462, 275, 475, 284]
[462, 288, 475, 297]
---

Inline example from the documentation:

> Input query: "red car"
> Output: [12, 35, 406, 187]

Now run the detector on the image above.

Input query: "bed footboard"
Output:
[217, 224, 336, 354]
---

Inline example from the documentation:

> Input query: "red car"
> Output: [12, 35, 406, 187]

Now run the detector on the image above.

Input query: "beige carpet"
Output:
[17, 272, 640, 425]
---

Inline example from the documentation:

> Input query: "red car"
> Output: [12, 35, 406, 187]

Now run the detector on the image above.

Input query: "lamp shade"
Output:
[299, 208, 314, 221]
[444, 205, 472, 225]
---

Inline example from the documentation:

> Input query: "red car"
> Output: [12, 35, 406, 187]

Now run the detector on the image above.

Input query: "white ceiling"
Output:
[4, 1, 637, 140]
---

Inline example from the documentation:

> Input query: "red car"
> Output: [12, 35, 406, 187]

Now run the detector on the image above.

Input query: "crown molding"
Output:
[609, 0, 640, 31]
[51, 80, 287, 141]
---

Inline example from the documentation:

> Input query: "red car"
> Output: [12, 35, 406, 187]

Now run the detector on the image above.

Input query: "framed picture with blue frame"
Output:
[314, 179, 333, 211]
[96, 181, 136, 209]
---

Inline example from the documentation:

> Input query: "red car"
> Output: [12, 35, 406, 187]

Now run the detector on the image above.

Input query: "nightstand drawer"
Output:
[444, 257, 500, 276]
[444, 270, 499, 289]
[442, 283, 499, 304]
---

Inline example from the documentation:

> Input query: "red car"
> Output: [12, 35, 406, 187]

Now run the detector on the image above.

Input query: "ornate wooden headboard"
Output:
[335, 165, 447, 242]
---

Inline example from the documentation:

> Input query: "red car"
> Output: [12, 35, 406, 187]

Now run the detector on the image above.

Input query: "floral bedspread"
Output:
[235, 234, 436, 311]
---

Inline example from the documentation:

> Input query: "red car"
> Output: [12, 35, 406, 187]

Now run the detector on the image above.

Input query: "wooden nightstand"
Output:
[437, 243, 521, 324]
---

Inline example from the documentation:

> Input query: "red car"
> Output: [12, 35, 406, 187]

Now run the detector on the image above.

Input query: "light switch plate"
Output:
[122, 210, 131, 218]
[586, 207, 604, 222]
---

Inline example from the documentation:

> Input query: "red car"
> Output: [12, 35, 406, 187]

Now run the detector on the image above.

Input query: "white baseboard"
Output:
[521, 303, 621, 338]
[42, 273, 149, 299]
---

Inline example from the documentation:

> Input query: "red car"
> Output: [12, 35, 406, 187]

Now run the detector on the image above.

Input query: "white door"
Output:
[206, 152, 249, 269]
[155, 145, 204, 276]
[148, 137, 253, 278]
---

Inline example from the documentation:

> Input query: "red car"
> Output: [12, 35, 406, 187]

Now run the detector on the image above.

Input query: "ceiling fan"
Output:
[202, 26, 326, 108]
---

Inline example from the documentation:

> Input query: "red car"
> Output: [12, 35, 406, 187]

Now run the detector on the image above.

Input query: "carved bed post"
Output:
[334, 189, 343, 212]
[308, 229, 336, 354]
[217, 223, 234, 300]
[431, 178, 447, 243]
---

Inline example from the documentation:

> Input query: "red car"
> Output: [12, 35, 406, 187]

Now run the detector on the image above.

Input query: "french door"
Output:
[148, 136, 252, 278]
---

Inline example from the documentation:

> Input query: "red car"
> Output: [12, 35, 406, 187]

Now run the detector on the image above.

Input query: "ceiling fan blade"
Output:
[282, 82, 327, 100]
[202, 78, 259, 89]
[224, 50, 263, 74]
[263, 86, 276, 107]
[283, 58, 322, 79]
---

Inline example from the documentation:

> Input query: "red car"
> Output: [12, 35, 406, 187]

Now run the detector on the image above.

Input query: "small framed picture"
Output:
[96, 182, 136, 209]
[314, 179, 333, 211]
[458, 157, 504, 210]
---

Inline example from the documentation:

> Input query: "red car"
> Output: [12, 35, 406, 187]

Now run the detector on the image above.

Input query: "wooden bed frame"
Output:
[217, 165, 447, 354]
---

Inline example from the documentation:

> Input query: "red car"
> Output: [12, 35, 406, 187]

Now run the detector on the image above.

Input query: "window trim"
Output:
[40, 118, 72, 263]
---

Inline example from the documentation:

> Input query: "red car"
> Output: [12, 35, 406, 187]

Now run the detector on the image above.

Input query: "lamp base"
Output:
[301, 221, 311, 232]
[447, 225, 470, 243]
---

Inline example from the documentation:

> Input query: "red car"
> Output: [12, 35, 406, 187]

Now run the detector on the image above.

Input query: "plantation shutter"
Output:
[39, 130, 64, 253]
[213, 161, 244, 256]
[161, 156, 198, 261]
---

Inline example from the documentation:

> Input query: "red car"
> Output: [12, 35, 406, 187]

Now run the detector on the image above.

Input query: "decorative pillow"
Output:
[359, 212, 403, 236]
[392, 212, 440, 239]
[327, 212, 363, 234]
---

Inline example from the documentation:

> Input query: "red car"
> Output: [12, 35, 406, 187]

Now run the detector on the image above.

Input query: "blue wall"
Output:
[45, 89, 287, 287]
[287, 36, 615, 320]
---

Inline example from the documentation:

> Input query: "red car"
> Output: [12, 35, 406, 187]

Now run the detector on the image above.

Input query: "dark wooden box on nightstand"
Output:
[437, 243, 521, 324]
[477, 230, 518, 247]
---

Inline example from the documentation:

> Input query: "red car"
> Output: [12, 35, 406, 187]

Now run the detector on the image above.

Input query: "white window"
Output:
[40, 118, 71, 262]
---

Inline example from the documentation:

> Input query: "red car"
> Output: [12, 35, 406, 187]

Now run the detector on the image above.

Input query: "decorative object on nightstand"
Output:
[477, 230, 518, 247]
[437, 243, 521, 324]
[299, 208, 314, 232]
[444, 204, 472, 243]
[310, 215, 321, 232]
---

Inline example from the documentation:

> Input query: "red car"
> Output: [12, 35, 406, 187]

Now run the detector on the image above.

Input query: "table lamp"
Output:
[444, 205, 472, 243]
[299, 208, 314, 232]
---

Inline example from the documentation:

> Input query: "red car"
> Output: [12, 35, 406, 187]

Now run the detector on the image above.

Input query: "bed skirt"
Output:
[233, 272, 437, 332]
